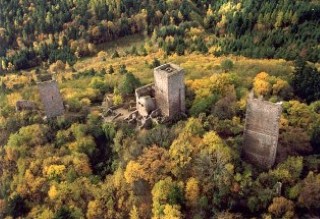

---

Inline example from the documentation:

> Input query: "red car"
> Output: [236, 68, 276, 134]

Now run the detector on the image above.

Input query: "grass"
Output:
[0, 37, 296, 109]
[74, 51, 294, 84]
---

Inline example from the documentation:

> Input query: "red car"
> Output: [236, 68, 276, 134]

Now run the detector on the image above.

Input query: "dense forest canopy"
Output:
[0, 0, 320, 219]
[0, 0, 320, 72]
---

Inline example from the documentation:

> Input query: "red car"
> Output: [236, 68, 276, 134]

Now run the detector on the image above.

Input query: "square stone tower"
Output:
[154, 63, 185, 118]
[38, 80, 64, 118]
[243, 97, 282, 169]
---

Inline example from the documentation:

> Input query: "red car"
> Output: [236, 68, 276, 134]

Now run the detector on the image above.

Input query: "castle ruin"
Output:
[242, 96, 282, 169]
[38, 80, 64, 118]
[135, 84, 156, 117]
[135, 63, 186, 120]
[103, 63, 186, 128]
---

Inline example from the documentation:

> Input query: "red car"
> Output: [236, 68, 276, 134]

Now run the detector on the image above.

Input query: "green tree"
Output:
[220, 59, 234, 73]
[118, 72, 141, 96]
[291, 59, 320, 103]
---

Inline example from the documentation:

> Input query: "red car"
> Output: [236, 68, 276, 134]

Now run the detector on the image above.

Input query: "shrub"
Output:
[111, 50, 120, 58]
[221, 59, 234, 73]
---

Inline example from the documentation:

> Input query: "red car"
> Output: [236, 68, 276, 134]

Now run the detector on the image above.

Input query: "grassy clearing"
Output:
[0, 37, 295, 109]
[74, 50, 294, 85]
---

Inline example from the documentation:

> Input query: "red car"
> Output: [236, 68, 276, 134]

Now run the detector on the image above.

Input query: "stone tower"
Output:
[154, 63, 185, 118]
[38, 80, 64, 118]
[242, 97, 282, 169]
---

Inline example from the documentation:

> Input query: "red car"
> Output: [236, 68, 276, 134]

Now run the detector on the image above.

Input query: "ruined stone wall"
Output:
[135, 84, 155, 117]
[38, 80, 64, 118]
[154, 65, 169, 116]
[167, 71, 185, 117]
[243, 98, 282, 169]
[154, 63, 185, 118]
[135, 83, 155, 98]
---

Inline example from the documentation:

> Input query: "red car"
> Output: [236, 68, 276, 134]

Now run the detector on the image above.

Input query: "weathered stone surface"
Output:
[135, 84, 155, 117]
[38, 80, 64, 118]
[133, 63, 186, 121]
[154, 63, 185, 118]
[140, 117, 152, 129]
[16, 100, 37, 112]
[136, 95, 156, 117]
[150, 108, 161, 118]
[242, 98, 282, 169]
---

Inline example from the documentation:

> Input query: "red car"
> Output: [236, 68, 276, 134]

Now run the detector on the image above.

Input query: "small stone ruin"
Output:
[15, 100, 37, 112]
[242, 94, 282, 169]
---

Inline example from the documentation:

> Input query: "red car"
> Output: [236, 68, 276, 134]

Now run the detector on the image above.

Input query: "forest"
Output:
[0, 0, 320, 219]
[0, 0, 320, 72]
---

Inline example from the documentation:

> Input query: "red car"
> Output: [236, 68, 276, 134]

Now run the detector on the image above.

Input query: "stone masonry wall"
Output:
[154, 66, 169, 116]
[167, 70, 185, 117]
[154, 63, 185, 118]
[38, 80, 64, 118]
[243, 98, 282, 169]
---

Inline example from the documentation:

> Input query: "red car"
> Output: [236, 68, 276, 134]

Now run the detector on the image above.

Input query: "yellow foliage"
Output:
[162, 204, 182, 219]
[169, 134, 194, 177]
[254, 78, 271, 96]
[202, 131, 224, 146]
[183, 118, 204, 135]
[187, 27, 204, 38]
[188, 73, 233, 100]
[6, 92, 22, 107]
[208, 45, 222, 54]
[255, 72, 269, 80]
[27, 205, 55, 219]
[124, 161, 143, 184]
[185, 177, 200, 207]
[87, 200, 104, 219]
[5, 147, 19, 161]
[165, 36, 174, 43]
[113, 94, 123, 106]
[209, 73, 231, 92]
[279, 115, 289, 130]
[152, 177, 184, 218]
[238, 95, 248, 111]
[0, 116, 6, 129]
[48, 185, 58, 200]
[43, 165, 66, 179]
[73, 156, 92, 176]
[97, 51, 107, 58]
[16, 181, 29, 197]
[253, 72, 271, 96]
[268, 197, 295, 218]
[272, 79, 289, 95]
[130, 205, 140, 219]
[49, 60, 65, 73]
[218, 2, 238, 14]
[2, 74, 31, 89]
[80, 98, 91, 106]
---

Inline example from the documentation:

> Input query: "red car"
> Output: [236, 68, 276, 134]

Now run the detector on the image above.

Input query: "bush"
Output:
[108, 65, 114, 74]
[190, 94, 219, 116]
[67, 98, 82, 112]
[111, 50, 120, 58]
[118, 72, 141, 96]
[151, 58, 161, 68]
[221, 59, 234, 73]
[113, 94, 123, 106]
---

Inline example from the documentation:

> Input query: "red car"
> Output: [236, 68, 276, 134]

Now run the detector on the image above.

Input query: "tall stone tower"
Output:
[242, 96, 282, 169]
[154, 63, 185, 118]
[38, 80, 64, 118]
